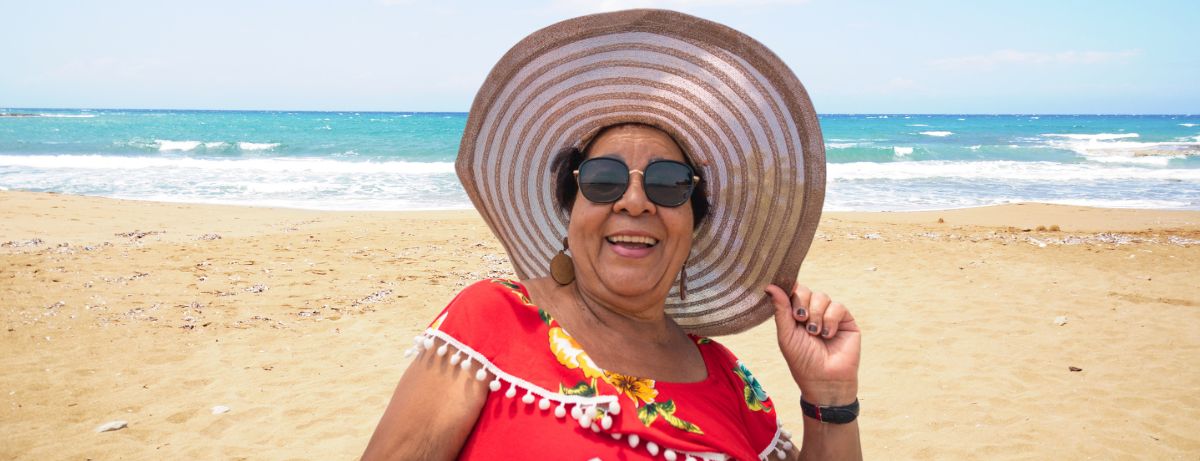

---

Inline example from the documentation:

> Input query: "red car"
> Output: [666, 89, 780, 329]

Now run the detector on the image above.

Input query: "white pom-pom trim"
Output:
[628, 434, 640, 448]
[522, 391, 535, 405]
[436, 343, 449, 356]
[538, 398, 551, 411]
[647, 441, 659, 456]
[665, 449, 678, 461]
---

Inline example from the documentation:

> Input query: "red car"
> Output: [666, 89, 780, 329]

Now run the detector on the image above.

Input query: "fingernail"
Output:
[821, 326, 830, 337]
[806, 323, 819, 334]
[795, 307, 807, 317]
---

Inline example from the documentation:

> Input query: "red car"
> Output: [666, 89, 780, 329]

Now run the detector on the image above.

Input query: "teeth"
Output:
[607, 235, 658, 246]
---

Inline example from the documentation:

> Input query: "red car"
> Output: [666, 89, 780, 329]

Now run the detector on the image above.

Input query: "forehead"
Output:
[586, 124, 687, 163]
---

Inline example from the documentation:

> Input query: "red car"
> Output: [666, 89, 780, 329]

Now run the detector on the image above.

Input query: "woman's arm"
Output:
[362, 337, 489, 460]
[767, 284, 863, 461]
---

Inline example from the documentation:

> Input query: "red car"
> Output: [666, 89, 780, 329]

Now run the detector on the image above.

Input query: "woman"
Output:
[365, 10, 860, 460]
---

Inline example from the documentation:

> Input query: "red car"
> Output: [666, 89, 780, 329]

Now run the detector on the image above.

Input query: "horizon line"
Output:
[2, 106, 1196, 117]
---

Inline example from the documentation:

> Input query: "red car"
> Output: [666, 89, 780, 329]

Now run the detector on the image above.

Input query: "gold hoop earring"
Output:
[550, 237, 575, 285]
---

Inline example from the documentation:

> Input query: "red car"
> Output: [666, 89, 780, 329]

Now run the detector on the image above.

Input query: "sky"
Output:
[2, 0, 1197, 114]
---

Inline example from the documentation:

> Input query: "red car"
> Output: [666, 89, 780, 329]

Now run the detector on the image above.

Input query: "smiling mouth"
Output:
[605, 235, 659, 249]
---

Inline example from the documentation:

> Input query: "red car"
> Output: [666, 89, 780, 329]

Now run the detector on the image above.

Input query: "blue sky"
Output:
[3, 0, 1197, 113]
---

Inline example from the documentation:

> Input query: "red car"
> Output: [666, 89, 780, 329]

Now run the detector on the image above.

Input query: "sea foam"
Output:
[828, 160, 1200, 182]
[237, 142, 280, 151]
[0, 154, 456, 174]
[919, 131, 953, 137]
[157, 140, 203, 151]
[1041, 133, 1199, 164]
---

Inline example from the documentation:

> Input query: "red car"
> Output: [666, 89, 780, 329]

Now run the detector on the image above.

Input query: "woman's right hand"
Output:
[766, 283, 861, 406]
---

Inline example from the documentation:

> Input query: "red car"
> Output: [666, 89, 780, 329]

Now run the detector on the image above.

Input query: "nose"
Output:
[613, 170, 656, 216]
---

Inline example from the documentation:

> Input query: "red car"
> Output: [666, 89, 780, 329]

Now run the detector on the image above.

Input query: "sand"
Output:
[2, 191, 1198, 460]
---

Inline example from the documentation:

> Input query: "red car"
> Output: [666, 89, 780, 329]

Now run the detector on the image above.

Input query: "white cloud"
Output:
[932, 49, 1142, 71]
[551, 0, 809, 13]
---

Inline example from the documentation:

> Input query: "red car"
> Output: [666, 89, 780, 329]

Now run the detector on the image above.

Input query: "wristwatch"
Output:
[799, 398, 859, 424]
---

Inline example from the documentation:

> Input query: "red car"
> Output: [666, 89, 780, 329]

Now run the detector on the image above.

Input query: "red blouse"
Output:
[409, 279, 788, 460]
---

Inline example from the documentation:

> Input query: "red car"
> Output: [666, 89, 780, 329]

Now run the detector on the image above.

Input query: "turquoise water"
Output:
[2, 108, 1198, 210]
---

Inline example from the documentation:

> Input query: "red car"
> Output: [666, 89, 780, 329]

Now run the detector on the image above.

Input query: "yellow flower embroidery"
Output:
[603, 371, 658, 407]
[548, 327, 605, 379]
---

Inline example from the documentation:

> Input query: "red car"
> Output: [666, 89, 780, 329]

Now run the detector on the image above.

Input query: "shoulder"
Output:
[692, 335, 777, 414]
[690, 335, 739, 365]
[428, 279, 535, 329]
[425, 279, 545, 358]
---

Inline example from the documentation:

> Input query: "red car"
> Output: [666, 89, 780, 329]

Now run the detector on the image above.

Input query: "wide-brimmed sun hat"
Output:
[456, 9, 825, 336]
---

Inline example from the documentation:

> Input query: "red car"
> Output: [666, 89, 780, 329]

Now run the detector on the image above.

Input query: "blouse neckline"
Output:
[512, 280, 718, 386]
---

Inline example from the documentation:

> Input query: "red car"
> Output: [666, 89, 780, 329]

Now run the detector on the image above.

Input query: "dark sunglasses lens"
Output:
[644, 162, 695, 207]
[578, 158, 628, 203]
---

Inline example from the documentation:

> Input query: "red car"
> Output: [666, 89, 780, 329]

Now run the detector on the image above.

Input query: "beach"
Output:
[2, 190, 1199, 459]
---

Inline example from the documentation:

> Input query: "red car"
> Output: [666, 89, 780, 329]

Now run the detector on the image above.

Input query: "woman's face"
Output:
[567, 125, 694, 305]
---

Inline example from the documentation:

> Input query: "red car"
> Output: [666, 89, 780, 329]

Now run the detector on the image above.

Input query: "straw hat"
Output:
[456, 9, 825, 336]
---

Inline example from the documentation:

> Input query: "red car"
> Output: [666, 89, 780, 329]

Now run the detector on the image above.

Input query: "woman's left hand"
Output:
[766, 283, 861, 405]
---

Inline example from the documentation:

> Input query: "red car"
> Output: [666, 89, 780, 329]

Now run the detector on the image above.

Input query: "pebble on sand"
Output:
[95, 420, 128, 433]
[212, 405, 231, 415]
[1054, 316, 1068, 326]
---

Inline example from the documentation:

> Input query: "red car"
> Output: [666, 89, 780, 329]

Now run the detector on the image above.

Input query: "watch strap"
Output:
[800, 397, 859, 424]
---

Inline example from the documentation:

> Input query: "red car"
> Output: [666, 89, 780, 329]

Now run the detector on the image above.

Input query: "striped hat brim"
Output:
[456, 9, 825, 336]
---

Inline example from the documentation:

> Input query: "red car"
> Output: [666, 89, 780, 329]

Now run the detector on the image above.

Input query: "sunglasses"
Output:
[573, 157, 700, 207]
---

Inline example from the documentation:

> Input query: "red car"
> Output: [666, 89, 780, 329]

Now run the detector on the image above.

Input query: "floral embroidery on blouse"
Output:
[735, 361, 774, 413]
[559, 378, 599, 397]
[603, 371, 658, 406]
[638, 400, 704, 434]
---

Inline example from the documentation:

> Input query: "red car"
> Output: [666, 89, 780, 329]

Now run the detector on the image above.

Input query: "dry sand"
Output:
[2, 191, 1198, 460]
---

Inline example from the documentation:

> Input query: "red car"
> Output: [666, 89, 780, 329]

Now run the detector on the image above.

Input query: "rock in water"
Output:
[212, 405, 231, 415]
[95, 420, 128, 433]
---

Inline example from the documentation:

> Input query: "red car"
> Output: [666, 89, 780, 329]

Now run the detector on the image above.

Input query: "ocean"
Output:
[2, 108, 1198, 211]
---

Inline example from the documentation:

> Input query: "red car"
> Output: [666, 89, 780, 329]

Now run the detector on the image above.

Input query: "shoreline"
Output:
[2, 190, 1198, 459]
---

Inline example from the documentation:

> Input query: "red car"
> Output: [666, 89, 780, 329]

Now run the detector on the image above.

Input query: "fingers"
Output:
[766, 284, 798, 336]
[804, 291, 832, 337]
[822, 302, 848, 338]
[770, 283, 854, 339]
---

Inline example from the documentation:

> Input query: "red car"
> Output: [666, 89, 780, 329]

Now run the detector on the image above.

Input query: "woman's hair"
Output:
[551, 124, 710, 229]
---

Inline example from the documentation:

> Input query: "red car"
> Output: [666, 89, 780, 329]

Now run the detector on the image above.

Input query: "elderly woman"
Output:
[364, 10, 860, 461]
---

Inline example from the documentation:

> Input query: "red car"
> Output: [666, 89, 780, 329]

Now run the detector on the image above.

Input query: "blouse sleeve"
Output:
[409, 279, 566, 388]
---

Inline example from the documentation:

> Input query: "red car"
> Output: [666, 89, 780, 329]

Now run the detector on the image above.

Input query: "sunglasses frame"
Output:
[573, 156, 700, 207]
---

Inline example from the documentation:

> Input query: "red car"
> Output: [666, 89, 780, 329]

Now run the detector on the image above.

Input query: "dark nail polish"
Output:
[821, 326, 830, 337]
[806, 323, 819, 334]
[795, 307, 807, 317]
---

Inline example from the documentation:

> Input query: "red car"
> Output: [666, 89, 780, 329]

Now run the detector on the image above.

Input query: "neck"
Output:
[568, 279, 678, 344]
